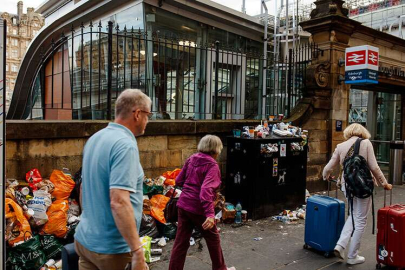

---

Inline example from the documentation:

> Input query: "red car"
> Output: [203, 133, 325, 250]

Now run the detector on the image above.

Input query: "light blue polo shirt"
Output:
[75, 122, 144, 254]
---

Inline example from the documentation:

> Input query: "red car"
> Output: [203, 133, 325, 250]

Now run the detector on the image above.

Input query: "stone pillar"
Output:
[298, 0, 361, 190]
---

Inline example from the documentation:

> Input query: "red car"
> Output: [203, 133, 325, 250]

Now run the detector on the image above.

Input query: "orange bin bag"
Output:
[49, 170, 76, 200]
[5, 198, 32, 246]
[150, 194, 170, 224]
[163, 169, 181, 186]
[42, 200, 69, 238]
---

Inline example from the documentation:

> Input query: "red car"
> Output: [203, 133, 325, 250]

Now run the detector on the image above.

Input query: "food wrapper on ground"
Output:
[140, 236, 152, 263]
[41, 200, 69, 238]
[150, 195, 170, 224]
[162, 169, 181, 186]
[26, 169, 43, 191]
[49, 170, 76, 200]
[5, 198, 32, 246]
[27, 188, 52, 225]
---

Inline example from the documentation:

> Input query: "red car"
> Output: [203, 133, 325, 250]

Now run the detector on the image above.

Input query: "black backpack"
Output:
[342, 138, 375, 235]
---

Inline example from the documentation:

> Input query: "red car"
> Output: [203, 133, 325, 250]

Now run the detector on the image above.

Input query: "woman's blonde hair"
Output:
[198, 135, 223, 156]
[343, 123, 371, 140]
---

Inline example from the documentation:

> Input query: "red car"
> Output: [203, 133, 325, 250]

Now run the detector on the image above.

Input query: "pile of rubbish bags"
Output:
[5, 167, 227, 268]
[140, 169, 184, 263]
[5, 168, 81, 270]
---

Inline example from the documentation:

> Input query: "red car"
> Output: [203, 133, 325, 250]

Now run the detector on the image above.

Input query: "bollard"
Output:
[389, 141, 403, 185]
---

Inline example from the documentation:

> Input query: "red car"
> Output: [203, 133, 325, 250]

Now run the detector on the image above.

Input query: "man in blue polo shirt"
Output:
[75, 89, 152, 270]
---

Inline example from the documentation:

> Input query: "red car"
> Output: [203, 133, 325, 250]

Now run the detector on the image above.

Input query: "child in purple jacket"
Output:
[169, 135, 236, 270]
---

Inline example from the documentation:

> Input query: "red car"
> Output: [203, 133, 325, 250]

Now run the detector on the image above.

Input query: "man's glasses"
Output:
[133, 109, 153, 120]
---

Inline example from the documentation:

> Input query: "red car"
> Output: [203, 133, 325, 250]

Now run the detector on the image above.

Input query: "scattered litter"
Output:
[151, 249, 162, 256]
[190, 237, 195, 246]
[150, 257, 161, 263]
[253, 237, 263, 241]
[305, 189, 311, 202]
[158, 237, 167, 247]
[282, 233, 288, 236]
[151, 238, 160, 244]
[272, 206, 306, 223]
[231, 223, 245, 228]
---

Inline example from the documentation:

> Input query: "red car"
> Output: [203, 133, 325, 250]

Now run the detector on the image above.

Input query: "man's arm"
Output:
[110, 189, 146, 269]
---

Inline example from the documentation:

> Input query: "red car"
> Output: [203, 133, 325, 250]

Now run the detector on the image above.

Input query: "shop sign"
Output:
[345, 69, 378, 84]
[379, 65, 405, 77]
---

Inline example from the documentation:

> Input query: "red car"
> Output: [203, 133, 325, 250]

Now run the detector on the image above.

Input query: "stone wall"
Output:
[6, 120, 260, 182]
[6, 120, 331, 191]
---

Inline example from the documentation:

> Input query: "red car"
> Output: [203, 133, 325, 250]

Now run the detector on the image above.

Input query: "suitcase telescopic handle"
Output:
[383, 189, 393, 207]
[327, 178, 338, 198]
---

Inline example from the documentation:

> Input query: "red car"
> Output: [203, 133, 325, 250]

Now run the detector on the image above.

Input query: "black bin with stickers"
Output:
[225, 136, 308, 220]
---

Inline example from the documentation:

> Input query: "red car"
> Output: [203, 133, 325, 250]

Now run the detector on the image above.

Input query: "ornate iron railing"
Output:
[25, 21, 321, 120]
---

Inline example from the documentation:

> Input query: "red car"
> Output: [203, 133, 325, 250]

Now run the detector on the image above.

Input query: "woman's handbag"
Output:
[164, 187, 179, 223]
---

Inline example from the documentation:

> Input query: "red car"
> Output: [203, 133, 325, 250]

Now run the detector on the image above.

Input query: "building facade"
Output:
[1, 1, 44, 111]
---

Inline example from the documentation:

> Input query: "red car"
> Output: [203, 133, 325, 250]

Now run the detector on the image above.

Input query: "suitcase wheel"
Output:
[324, 252, 330, 258]
[303, 244, 309, 250]
[376, 263, 381, 269]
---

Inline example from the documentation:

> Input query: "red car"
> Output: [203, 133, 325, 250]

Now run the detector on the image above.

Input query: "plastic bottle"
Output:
[235, 202, 242, 224]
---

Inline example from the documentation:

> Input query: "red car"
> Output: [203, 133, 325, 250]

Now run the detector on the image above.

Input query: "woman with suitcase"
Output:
[323, 123, 392, 265]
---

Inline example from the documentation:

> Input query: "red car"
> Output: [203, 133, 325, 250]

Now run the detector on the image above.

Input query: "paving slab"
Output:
[150, 186, 405, 270]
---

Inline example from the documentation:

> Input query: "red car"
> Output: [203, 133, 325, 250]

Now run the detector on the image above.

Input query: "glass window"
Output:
[12, 65, 18, 72]
[144, 5, 199, 41]
[12, 50, 18, 58]
[6, 64, 8, 72]
[115, 4, 144, 30]
[13, 29, 17, 35]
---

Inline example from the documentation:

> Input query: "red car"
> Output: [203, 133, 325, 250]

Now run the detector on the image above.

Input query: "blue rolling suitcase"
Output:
[304, 181, 345, 257]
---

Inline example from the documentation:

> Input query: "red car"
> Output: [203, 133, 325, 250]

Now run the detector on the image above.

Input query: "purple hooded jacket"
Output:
[176, 152, 221, 218]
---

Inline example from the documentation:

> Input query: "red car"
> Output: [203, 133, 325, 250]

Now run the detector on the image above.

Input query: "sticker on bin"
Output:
[273, 158, 278, 177]
[278, 171, 286, 185]
[273, 167, 278, 177]
[280, 144, 287, 157]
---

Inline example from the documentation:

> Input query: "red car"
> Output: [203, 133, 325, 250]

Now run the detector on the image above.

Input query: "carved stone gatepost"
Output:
[296, 0, 360, 190]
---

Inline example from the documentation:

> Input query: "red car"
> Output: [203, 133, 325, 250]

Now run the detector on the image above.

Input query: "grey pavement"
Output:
[149, 185, 405, 270]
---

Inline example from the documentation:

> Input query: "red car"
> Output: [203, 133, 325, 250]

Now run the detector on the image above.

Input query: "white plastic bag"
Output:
[27, 188, 52, 225]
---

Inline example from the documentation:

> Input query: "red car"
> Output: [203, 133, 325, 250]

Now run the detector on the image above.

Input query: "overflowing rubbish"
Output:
[239, 122, 308, 143]
[272, 206, 307, 224]
[6, 168, 79, 270]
